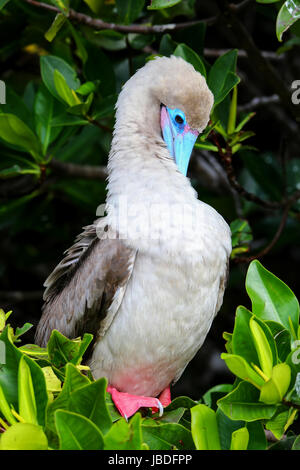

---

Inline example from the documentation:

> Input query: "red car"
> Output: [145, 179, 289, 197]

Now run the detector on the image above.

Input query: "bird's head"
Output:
[115, 55, 214, 177]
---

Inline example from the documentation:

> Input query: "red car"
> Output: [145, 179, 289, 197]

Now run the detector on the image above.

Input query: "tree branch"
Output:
[49, 159, 108, 181]
[23, 0, 217, 33]
[203, 48, 283, 61]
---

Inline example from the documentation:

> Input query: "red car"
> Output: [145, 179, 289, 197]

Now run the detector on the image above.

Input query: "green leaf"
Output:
[208, 50, 240, 105]
[54, 69, 82, 107]
[128, 33, 155, 50]
[216, 408, 244, 450]
[246, 260, 299, 339]
[230, 427, 249, 450]
[0, 164, 39, 179]
[221, 353, 265, 388]
[0, 0, 10, 9]
[55, 410, 104, 450]
[0, 385, 17, 425]
[266, 321, 291, 362]
[51, 113, 89, 127]
[116, 0, 144, 24]
[104, 414, 144, 450]
[174, 43, 206, 78]
[0, 423, 48, 450]
[142, 421, 195, 450]
[0, 114, 42, 161]
[18, 356, 37, 425]
[259, 363, 291, 404]
[47, 330, 93, 369]
[203, 384, 233, 409]
[148, 0, 182, 9]
[230, 219, 253, 248]
[191, 404, 221, 450]
[265, 409, 290, 440]
[69, 378, 112, 435]
[246, 421, 267, 450]
[14, 323, 33, 339]
[276, 0, 300, 41]
[0, 327, 48, 426]
[34, 84, 55, 155]
[46, 363, 90, 433]
[217, 381, 277, 421]
[159, 34, 177, 56]
[249, 317, 273, 378]
[40, 55, 80, 102]
[45, 13, 67, 42]
[42, 366, 62, 393]
[83, 0, 104, 14]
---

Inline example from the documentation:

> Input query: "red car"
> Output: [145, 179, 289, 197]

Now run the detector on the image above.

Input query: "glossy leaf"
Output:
[230, 219, 253, 248]
[246, 260, 299, 339]
[230, 427, 249, 450]
[276, 0, 300, 41]
[0, 328, 48, 426]
[221, 353, 265, 388]
[0, 423, 48, 450]
[259, 363, 291, 404]
[46, 363, 90, 433]
[54, 69, 82, 107]
[191, 404, 221, 450]
[249, 317, 273, 378]
[40, 55, 80, 102]
[55, 410, 104, 450]
[116, 0, 145, 24]
[45, 13, 67, 42]
[18, 356, 37, 425]
[69, 378, 112, 435]
[34, 84, 55, 154]
[217, 381, 277, 421]
[142, 421, 195, 450]
[0, 384, 17, 425]
[0, 0, 10, 9]
[148, 0, 182, 9]
[208, 50, 240, 105]
[0, 114, 42, 161]
[104, 414, 143, 450]
[47, 330, 93, 369]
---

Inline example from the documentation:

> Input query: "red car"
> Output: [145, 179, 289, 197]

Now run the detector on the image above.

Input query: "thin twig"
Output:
[237, 95, 280, 113]
[234, 203, 291, 263]
[211, 131, 280, 210]
[23, 0, 217, 33]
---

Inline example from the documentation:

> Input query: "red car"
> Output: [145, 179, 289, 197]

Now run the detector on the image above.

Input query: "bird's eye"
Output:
[175, 114, 184, 125]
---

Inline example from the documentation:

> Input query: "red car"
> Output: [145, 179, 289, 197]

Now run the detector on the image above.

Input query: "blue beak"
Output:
[161, 106, 199, 176]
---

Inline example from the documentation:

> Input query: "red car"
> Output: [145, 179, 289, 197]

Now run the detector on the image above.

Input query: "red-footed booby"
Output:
[36, 56, 231, 419]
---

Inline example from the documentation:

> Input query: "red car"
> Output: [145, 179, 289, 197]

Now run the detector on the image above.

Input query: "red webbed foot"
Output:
[107, 385, 170, 420]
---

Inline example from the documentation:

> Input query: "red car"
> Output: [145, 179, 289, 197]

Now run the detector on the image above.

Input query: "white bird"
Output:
[36, 56, 231, 419]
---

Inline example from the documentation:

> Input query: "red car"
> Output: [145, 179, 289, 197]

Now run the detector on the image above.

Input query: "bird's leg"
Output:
[107, 385, 168, 420]
[151, 386, 171, 413]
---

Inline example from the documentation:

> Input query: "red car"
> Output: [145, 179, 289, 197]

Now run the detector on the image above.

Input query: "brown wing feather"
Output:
[35, 218, 137, 347]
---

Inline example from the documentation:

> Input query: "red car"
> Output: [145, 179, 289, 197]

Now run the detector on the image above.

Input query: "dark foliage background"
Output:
[1, 0, 300, 400]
